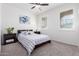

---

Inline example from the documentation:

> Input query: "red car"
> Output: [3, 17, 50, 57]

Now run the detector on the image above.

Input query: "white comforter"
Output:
[18, 33, 50, 55]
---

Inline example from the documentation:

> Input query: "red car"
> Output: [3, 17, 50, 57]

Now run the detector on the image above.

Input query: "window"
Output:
[60, 9, 73, 29]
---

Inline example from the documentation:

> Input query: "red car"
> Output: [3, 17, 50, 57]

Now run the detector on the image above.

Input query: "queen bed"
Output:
[17, 30, 51, 55]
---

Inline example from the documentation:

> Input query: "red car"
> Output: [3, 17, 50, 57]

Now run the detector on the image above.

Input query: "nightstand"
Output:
[34, 31, 41, 34]
[3, 33, 17, 45]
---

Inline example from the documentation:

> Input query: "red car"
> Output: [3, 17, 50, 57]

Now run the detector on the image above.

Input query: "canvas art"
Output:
[41, 17, 47, 28]
[19, 16, 29, 24]
[60, 9, 73, 28]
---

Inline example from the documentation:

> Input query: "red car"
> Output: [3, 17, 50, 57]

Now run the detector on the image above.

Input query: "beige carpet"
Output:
[1, 40, 79, 56]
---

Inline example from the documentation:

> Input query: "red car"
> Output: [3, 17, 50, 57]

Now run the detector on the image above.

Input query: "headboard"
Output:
[17, 29, 33, 34]
[17, 30, 27, 34]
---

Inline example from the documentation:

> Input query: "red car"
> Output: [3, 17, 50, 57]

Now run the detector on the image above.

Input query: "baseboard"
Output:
[52, 40, 78, 47]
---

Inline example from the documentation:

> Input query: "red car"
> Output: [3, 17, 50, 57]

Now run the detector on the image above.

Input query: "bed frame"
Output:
[17, 30, 51, 50]
[34, 40, 51, 49]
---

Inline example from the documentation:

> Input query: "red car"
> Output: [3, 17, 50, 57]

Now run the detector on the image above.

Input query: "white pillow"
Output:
[21, 31, 28, 35]
[27, 31, 34, 35]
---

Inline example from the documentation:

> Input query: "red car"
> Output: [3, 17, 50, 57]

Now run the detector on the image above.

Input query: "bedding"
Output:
[18, 32, 50, 55]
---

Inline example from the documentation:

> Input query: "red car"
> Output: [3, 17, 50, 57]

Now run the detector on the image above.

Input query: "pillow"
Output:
[27, 31, 34, 35]
[21, 31, 28, 35]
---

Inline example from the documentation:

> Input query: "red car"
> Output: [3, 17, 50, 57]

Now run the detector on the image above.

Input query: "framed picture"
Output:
[19, 16, 29, 24]
[41, 17, 47, 28]
[60, 9, 73, 29]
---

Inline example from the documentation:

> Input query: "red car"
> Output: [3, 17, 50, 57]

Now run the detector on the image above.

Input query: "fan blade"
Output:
[30, 3, 40, 5]
[40, 3, 49, 6]
[31, 6, 36, 9]
[30, 3, 49, 6]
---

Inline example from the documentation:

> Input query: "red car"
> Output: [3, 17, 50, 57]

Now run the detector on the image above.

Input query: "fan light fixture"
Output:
[30, 3, 49, 11]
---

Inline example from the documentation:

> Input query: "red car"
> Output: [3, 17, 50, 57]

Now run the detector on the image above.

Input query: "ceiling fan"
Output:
[30, 3, 49, 10]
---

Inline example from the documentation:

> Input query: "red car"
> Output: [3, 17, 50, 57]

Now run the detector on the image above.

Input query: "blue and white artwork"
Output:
[19, 16, 29, 24]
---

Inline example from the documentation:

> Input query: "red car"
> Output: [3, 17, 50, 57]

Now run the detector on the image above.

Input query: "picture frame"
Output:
[19, 16, 29, 24]
[41, 16, 47, 28]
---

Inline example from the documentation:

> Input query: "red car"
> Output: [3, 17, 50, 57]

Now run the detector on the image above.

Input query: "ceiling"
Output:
[6, 3, 63, 15]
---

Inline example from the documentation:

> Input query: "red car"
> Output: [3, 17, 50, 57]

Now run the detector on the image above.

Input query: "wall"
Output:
[1, 4, 36, 44]
[2, 4, 37, 33]
[0, 3, 2, 52]
[36, 3, 79, 46]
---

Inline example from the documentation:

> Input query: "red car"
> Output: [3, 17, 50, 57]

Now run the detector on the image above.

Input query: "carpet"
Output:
[1, 40, 79, 56]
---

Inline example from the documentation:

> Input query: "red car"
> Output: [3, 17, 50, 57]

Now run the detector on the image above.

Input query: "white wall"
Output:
[0, 3, 2, 52]
[2, 3, 37, 33]
[1, 4, 37, 44]
[36, 3, 79, 46]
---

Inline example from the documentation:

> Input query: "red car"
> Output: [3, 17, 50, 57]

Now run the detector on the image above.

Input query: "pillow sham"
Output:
[27, 31, 34, 35]
[21, 31, 28, 35]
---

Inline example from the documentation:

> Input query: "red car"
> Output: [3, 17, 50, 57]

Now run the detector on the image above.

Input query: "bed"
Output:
[17, 30, 51, 55]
